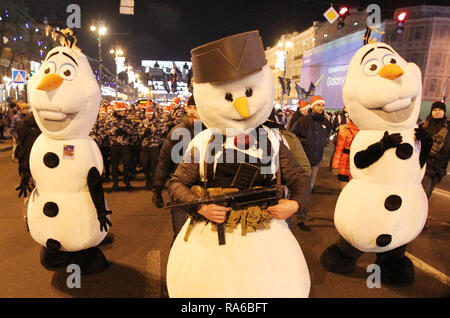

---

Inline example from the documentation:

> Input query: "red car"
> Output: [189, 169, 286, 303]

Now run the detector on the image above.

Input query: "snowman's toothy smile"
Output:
[370, 96, 417, 123]
[382, 97, 411, 112]
[36, 109, 77, 132]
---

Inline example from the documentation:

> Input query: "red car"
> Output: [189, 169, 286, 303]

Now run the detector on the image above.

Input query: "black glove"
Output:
[97, 210, 112, 232]
[16, 172, 32, 198]
[380, 131, 402, 151]
[415, 126, 432, 144]
[152, 191, 164, 208]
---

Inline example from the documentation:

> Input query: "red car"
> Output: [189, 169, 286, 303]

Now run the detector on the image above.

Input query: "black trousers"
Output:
[140, 146, 160, 187]
[129, 145, 139, 176]
[99, 146, 110, 179]
[111, 145, 131, 185]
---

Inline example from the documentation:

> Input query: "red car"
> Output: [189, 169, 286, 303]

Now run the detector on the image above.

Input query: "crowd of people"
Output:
[4, 94, 449, 237]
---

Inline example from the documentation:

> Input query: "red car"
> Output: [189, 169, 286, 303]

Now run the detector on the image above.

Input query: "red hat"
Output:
[113, 102, 127, 112]
[310, 96, 325, 108]
[298, 100, 310, 109]
[145, 107, 153, 114]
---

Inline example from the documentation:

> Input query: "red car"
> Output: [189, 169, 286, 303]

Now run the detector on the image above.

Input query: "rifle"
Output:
[165, 185, 282, 245]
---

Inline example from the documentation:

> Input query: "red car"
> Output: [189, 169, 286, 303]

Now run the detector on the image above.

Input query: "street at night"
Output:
[0, 0, 449, 302]
[0, 138, 448, 298]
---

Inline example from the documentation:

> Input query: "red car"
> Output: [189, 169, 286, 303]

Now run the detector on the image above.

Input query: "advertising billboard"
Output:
[300, 29, 382, 109]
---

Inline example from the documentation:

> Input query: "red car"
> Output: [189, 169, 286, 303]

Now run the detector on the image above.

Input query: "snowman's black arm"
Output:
[419, 140, 432, 168]
[88, 167, 112, 231]
[354, 142, 384, 169]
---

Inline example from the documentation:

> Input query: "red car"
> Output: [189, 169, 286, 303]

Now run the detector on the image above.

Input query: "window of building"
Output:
[410, 53, 419, 65]
[440, 26, 447, 39]
[434, 53, 442, 67]
[429, 79, 437, 93]
[415, 26, 424, 40]
[390, 31, 397, 42]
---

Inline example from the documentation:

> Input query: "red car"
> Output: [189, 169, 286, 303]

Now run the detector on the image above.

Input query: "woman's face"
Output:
[432, 108, 445, 119]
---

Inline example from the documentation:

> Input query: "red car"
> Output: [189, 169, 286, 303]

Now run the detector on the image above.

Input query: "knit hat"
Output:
[310, 96, 325, 108]
[113, 102, 127, 112]
[145, 107, 154, 114]
[431, 101, 446, 113]
[297, 100, 310, 109]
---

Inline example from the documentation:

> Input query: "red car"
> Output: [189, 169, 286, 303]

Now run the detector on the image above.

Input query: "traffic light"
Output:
[337, 6, 349, 30]
[396, 11, 407, 34]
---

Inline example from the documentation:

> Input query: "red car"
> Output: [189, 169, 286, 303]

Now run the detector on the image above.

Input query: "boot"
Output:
[375, 245, 415, 285]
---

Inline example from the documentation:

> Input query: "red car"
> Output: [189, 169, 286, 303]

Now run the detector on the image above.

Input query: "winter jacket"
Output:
[90, 117, 110, 147]
[152, 115, 205, 192]
[332, 120, 359, 182]
[138, 112, 169, 148]
[423, 115, 450, 181]
[10, 112, 24, 140]
[168, 137, 311, 211]
[291, 111, 331, 166]
[167, 107, 186, 131]
[15, 113, 41, 176]
[105, 113, 134, 146]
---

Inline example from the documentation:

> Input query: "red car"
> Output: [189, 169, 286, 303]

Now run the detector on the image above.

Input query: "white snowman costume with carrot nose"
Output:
[335, 42, 427, 252]
[320, 38, 431, 285]
[27, 45, 110, 253]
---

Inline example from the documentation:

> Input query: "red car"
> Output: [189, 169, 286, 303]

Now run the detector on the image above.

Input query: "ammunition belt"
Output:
[183, 186, 273, 243]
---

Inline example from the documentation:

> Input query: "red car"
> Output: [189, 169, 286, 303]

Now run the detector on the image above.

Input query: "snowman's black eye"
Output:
[64, 70, 71, 76]
[245, 88, 253, 97]
[370, 64, 378, 71]
[44, 68, 50, 74]
[225, 93, 233, 102]
[390, 58, 397, 64]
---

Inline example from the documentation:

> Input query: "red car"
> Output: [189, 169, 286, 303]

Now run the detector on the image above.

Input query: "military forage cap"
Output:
[191, 30, 267, 84]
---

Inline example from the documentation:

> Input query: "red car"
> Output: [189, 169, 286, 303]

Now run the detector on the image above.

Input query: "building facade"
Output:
[267, 5, 450, 113]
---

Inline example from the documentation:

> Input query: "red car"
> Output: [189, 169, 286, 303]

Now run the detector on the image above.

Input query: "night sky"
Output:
[20, 0, 449, 72]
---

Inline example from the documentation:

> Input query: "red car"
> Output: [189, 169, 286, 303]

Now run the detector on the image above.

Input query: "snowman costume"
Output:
[320, 34, 432, 284]
[26, 32, 111, 273]
[166, 31, 311, 298]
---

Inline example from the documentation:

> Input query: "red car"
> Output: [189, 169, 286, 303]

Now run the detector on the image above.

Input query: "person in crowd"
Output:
[274, 108, 287, 127]
[152, 95, 204, 242]
[14, 111, 41, 230]
[128, 104, 142, 181]
[421, 101, 449, 199]
[138, 105, 169, 189]
[106, 102, 134, 191]
[10, 102, 29, 162]
[290, 96, 331, 231]
[167, 97, 186, 131]
[90, 108, 111, 182]
[329, 106, 349, 170]
[6, 100, 18, 129]
[287, 100, 310, 131]
[331, 118, 359, 189]
[265, 108, 312, 231]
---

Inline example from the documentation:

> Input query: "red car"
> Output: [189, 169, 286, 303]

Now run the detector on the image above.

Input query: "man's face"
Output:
[432, 108, 445, 119]
[21, 108, 29, 115]
[118, 110, 126, 116]
[186, 105, 200, 120]
[312, 102, 325, 114]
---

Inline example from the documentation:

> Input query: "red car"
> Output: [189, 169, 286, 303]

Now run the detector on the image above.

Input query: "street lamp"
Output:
[110, 44, 124, 98]
[90, 19, 107, 86]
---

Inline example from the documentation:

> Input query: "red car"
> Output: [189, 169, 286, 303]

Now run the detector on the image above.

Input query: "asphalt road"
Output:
[0, 138, 448, 298]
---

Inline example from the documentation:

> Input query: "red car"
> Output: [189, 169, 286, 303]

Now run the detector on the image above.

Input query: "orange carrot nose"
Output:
[37, 74, 64, 91]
